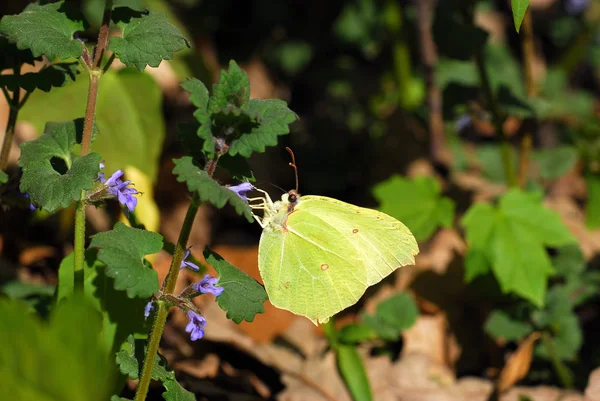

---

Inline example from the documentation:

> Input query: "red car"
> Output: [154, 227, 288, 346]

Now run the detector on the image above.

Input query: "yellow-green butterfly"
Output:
[247, 149, 418, 325]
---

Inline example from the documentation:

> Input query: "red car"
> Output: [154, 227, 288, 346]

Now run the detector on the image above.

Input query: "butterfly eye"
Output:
[288, 193, 297, 203]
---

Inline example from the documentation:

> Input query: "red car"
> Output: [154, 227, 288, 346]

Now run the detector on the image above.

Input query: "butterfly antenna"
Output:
[285, 147, 299, 192]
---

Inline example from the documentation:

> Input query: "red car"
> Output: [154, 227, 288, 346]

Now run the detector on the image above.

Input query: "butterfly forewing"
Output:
[257, 195, 418, 325]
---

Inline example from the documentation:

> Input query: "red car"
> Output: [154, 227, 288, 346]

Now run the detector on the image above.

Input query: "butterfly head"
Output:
[286, 189, 299, 204]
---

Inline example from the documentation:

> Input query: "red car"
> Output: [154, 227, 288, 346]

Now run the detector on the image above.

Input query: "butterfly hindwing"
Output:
[258, 195, 418, 324]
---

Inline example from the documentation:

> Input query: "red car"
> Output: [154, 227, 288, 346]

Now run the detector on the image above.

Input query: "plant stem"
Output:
[520, 9, 537, 97]
[0, 69, 22, 172]
[81, 72, 101, 156]
[416, 0, 446, 166]
[73, 196, 86, 291]
[473, 50, 517, 187]
[518, 134, 532, 189]
[74, 0, 114, 293]
[94, 0, 114, 69]
[541, 331, 573, 388]
[135, 195, 200, 401]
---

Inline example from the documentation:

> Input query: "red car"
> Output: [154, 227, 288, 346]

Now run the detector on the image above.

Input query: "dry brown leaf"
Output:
[497, 331, 541, 393]
[585, 367, 600, 401]
[451, 171, 507, 202]
[18, 245, 57, 266]
[545, 196, 600, 260]
[174, 354, 220, 379]
[452, 377, 494, 401]
[279, 351, 351, 401]
[402, 314, 458, 368]
[415, 229, 466, 275]
[393, 352, 455, 392]
[501, 386, 584, 401]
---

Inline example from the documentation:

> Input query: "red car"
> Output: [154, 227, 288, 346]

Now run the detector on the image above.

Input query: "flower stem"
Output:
[135, 196, 200, 401]
[136, 152, 222, 400]
[0, 68, 22, 172]
[135, 302, 168, 401]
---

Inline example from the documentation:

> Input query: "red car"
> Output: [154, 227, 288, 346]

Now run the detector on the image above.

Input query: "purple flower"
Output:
[97, 162, 106, 182]
[228, 182, 254, 202]
[566, 0, 589, 14]
[104, 169, 139, 212]
[193, 274, 224, 297]
[144, 301, 154, 319]
[23, 193, 36, 211]
[455, 114, 472, 131]
[180, 249, 200, 271]
[185, 310, 206, 341]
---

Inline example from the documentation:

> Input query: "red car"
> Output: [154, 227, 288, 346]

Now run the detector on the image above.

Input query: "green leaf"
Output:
[484, 310, 533, 342]
[116, 335, 196, 400]
[0, 280, 54, 299]
[536, 312, 582, 361]
[180, 78, 214, 155]
[181, 78, 209, 110]
[0, 62, 79, 93]
[83, 250, 149, 354]
[511, 0, 530, 32]
[552, 244, 585, 278]
[585, 174, 600, 229]
[476, 145, 519, 184]
[0, 297, 115, 401]
[116, 335, 172, 382]
[115, 336, 139, 379]
[209, 60, 251, 112]
[464, 248, 492, 282]
[496, 84, 535, 118]
[0, 2, 87, 60]
[172, 157, 253, 221]
[162, 379, 197, 401]
[462, 189, 576, 306]
[228, 98, 297, 157]
[372, 175, 455, 241]
[273, 41, 313, 75]
[336, 345, 373, 401]
[532, 147, 578, 179]
[363, 292, 418, 341]
[0, 170, 7, 184]
[18, 120, 102, 212]
[89, 222, 162, 298]
[338, 323, 376, 344]
[56, 251, 75, 303]
[111, 397, 132, 401]
[109, 7, 189, 71]
[19, 69, 166, 182]
[204, 247, 267, 324]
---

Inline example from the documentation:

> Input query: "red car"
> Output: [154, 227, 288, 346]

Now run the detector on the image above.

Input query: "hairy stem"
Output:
[0, 69, 22, 172]
[136, 153, 221, 400]
[135, 195, 200, 401]
[93, 0, 114, 69]
[73, 196, 86, 291]
[75, 0, 113, 295]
